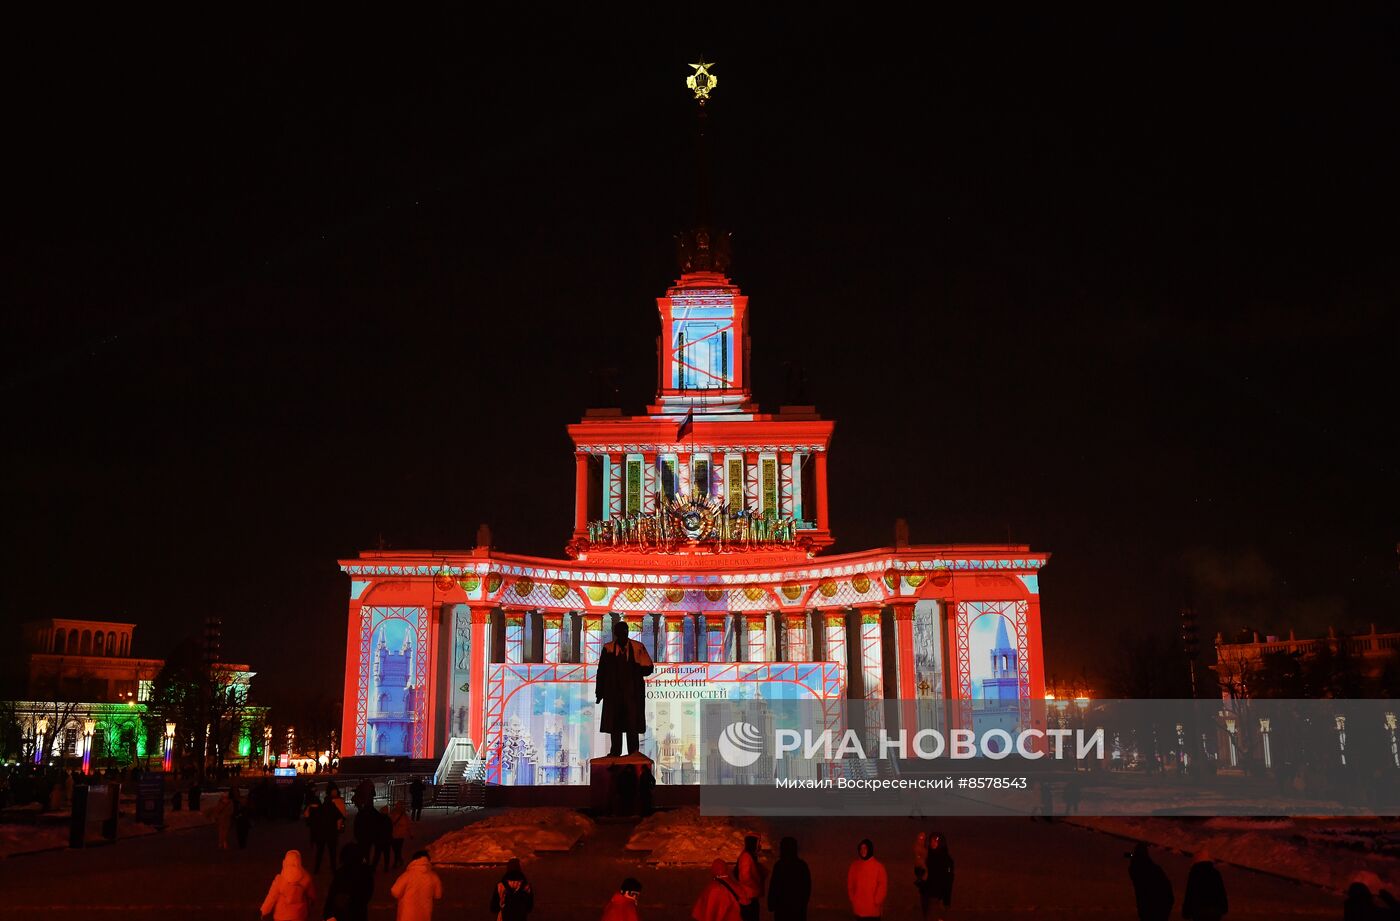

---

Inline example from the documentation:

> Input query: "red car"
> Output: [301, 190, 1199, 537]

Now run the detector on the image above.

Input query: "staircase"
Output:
[431, 737, 485, 810]
[432, 757, 486, 809]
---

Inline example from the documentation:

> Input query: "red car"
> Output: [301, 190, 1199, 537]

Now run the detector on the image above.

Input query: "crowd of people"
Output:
[234, 789, 1393, 921]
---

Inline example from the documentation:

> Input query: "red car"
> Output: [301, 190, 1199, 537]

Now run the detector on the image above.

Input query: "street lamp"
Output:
[81, 719, 96, 775]
[263, 724, 273, 768]
[1259, 717, 1272, 769]
[163, 722, 176, 772]
[34, 717, 48, 766]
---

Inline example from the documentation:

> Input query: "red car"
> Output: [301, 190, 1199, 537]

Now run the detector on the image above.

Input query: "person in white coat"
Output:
[390, 850, 443, 921]
[260, 850, 317, 921]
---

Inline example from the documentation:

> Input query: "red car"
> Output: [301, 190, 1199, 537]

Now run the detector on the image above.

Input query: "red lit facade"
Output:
[339, 260, 1049, 780]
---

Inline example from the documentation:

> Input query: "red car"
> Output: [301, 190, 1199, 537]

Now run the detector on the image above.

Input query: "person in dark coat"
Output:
[324, 842, 374, 921]
[917, 830, 953, 920]
[372, 803, 395, 872]
[408, 776, 425, 820]
[1126, 843, 1173, 921]
[1344, 882, 1379, 921]
[352, 777, 375, 811]
[234, 796, 253, 849]
[1181, 852, 1228, 921]
[766, 836, 811, 921]
[310, 794, 342, 873]
[595, 620, 654, 757]
[1035, 780, 1054, 821]
[353, 801, 378, 855]
[489, 858, 535, 921]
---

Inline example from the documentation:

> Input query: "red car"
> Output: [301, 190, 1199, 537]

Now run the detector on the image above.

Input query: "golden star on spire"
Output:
[686, 59, 718, 104]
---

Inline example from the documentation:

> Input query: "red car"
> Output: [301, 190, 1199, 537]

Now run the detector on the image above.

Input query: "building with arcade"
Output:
[338, 65, 1049, 785]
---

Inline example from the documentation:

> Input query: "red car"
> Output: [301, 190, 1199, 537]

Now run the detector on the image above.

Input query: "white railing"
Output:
[432, 736, 476, 786]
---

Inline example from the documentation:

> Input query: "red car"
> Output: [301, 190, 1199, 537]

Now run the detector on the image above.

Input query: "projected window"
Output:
[673, 322, 733, 389]
[761, 458, 778, 517]
[727, 457, 744, 509]
[626, 459, 642, 515]
[661, 457, 678, 500]
[693, 458, 710, 498]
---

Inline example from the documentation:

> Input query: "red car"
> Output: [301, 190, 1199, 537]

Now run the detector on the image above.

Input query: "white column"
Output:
[543, 613, 564, 663]
[582, 613, 608, 664]
[744, 613, 768, 662]
[664, 614, 686, 662]
[504, 609, 526, 664]
[706, 613, 729, 662]
[784, 613, 810, 662]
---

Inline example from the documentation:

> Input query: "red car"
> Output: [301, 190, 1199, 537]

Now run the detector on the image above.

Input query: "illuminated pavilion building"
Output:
[338, 63, 1049, 784]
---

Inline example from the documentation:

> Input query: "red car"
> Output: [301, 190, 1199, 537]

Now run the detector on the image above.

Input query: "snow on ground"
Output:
[626, 807, 769, 866]
[427, 807, 594, 865]
[1069, 815, 1400, 892]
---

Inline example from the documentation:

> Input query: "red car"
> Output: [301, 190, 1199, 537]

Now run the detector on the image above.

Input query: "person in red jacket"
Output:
[846, 838, 888, 920]
[692, 858, 743, 921]
[734, 834, 766, 921]
[600, 877, 643, 921]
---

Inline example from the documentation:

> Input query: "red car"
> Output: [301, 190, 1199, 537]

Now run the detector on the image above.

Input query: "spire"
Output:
[677, 58, 731, 275]
[993, 616, 1012, 651]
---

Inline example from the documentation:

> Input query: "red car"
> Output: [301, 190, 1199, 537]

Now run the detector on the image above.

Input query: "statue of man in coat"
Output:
[595, 619, 654, 758]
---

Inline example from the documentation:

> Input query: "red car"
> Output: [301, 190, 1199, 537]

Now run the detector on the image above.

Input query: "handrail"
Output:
[432, 736, 476, 786]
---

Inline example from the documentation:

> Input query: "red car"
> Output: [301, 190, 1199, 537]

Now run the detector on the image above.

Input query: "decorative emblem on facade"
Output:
[852, 573, 871, 594]
[457, 573, 480, 592]
[434, 570, 455, 592]
[686, 59, 717, 104]
[781, 581, 802, 601]
[818, 578, 838, 598]
[624, 586, 647, 603]
[743, 585, 765, 601]
[513, 578, 535, 597]
[665, 588, 685, 603]
[585, 585, 607, 602]
[548, 581, 570, 600]
[574, 492, 807, 557]
[485, 573, 503, 594]
[704, 587, 724, 602]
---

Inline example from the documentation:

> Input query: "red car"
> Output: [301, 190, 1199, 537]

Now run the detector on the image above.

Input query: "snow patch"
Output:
[426, 808, 594, 865]
[626, 807, 768, 866]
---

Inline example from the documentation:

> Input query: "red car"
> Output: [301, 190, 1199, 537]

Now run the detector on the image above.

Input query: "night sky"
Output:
[4, 11, 1397, 715]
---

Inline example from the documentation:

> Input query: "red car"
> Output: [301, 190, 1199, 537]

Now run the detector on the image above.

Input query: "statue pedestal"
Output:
[588, 753, 655, 816]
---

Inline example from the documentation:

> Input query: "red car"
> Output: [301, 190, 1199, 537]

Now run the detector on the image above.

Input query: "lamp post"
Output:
[81, 719, 96, 775]
[163, 722, 176, 772]
[34, 717, 48, 766]
[1259, 717, 1272, 770]
[263, 724, 273, 768]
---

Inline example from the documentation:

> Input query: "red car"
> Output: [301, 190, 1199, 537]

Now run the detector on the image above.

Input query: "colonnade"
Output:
[481, 604, 917, 705]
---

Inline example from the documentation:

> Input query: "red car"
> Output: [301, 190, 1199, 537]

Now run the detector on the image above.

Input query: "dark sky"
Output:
[4, 11, 1397, 712]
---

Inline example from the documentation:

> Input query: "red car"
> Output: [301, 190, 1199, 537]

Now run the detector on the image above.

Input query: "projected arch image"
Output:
[955, 601, 1031, 748]
[360, 606, 429, 757]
